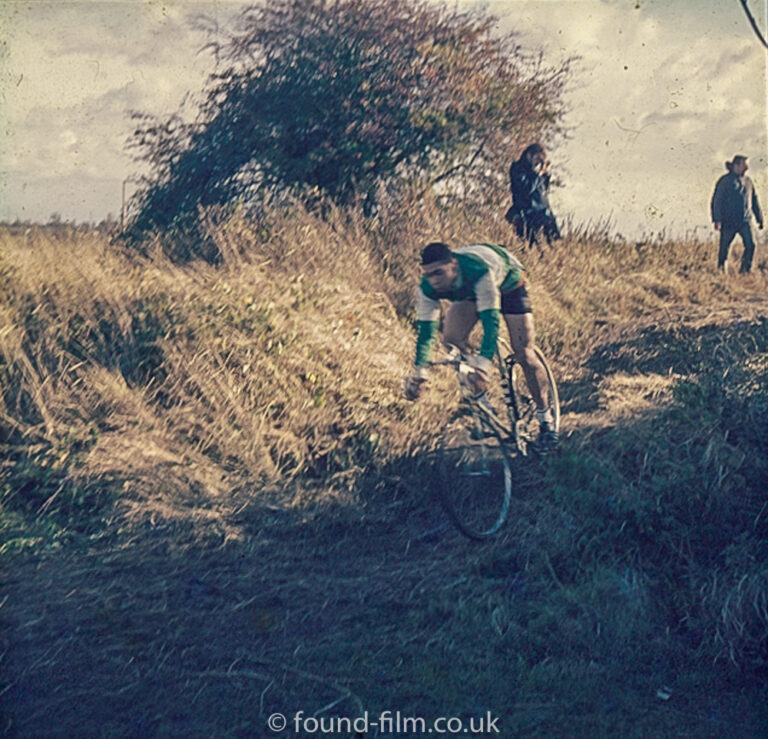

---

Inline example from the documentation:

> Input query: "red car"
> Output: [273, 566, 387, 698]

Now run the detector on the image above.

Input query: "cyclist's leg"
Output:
[443, 301, 478, 353]
[502, 286, 558, 447]
[504, 313, 549, 409]
[501, 284, 548, 409]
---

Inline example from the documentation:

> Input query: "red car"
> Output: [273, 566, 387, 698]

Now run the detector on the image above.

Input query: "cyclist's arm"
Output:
[476, 309, 499, 371]
[414, 320, 439, 376]
[474, 271, 501, 372]
[414, 288, 440, 376]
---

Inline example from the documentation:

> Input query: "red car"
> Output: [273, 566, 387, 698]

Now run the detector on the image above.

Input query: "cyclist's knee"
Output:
[513, 345, 539, 368]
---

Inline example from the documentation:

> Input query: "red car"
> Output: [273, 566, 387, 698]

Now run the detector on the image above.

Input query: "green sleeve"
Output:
[478, 309, 500, 361]
[500, 267, 525, 292]
[415, 320, 439, 366]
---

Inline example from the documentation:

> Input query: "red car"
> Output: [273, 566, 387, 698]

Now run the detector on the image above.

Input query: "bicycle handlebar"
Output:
[427, 348, 475, 369]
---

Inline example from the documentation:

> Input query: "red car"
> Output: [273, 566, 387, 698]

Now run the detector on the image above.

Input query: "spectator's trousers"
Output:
[718, 221, 756, 272]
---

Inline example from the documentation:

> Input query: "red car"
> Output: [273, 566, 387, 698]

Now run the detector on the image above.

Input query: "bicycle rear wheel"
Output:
[506, 346, 560, 456]
[437, 406, 512, 540]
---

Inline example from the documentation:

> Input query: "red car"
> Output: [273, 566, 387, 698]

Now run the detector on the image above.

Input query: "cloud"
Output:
[1, 3, 226, 189]
[2, 0, 766, 231]
[0, 1, 248, 222]
[50, 4, 188, 60]
[23, 1, 232, 66]
[476, 0, 767, 235]
[2, 1, 229, 121]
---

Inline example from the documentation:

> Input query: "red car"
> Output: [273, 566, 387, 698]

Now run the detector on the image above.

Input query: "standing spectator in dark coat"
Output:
[711, 155, 764, 273]
[506, 143, 561, 249]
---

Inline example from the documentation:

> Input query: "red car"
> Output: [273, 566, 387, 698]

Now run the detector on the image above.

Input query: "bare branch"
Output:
[739, 0, 768, 50]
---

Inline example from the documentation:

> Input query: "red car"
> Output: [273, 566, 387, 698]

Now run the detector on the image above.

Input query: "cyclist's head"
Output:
[421, 242, 453, 266]
[421, 242, 458, 290]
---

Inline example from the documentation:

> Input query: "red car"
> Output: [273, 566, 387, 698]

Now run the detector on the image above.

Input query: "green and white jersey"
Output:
[414, 243, 525, 372]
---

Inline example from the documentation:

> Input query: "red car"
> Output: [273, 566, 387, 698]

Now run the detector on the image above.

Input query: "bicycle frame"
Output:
[427, 343, 559, 539]
[429, 349, 514, 539]
[430, 349, 517, 447]
[431, 336, 557, 457]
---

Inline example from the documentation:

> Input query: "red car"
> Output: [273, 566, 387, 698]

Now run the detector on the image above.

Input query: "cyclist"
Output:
[404, 241, 558, 447]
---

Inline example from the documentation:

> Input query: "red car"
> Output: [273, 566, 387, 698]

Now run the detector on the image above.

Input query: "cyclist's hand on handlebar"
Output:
[404, 375, 427, 401]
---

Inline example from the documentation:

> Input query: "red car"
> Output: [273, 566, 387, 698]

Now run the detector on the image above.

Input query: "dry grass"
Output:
[0, 215, 450, 537]
[2, 204, 768, 735]
[1, 204, 766, 534]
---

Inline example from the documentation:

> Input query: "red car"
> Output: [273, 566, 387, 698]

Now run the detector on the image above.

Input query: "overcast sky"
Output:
[1, 0, 766, 238]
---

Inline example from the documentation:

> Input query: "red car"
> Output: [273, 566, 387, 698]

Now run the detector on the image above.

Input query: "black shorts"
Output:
[500, 284, 532, 315]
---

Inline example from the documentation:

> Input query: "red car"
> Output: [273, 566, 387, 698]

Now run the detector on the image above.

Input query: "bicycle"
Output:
[429, 341, 560, 540]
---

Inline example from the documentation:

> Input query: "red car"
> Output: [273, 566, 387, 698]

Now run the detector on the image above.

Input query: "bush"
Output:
[126, 0, 571, 240]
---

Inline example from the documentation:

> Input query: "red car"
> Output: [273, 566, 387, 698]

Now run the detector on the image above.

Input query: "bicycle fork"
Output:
[497, 353, 520, 438]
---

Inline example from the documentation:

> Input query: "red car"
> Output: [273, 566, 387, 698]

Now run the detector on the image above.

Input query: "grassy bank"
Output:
[2, 205, 767, 733]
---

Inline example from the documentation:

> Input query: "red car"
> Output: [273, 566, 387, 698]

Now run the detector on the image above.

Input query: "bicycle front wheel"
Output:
[437, 408, 512, 540]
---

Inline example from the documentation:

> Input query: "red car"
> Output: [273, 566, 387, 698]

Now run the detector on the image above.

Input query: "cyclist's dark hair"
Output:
[521, 143, 546, 161]
[421, 242, 453, 265]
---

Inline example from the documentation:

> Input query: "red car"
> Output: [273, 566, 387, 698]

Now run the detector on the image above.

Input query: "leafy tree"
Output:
[127, 0, 571, 238]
